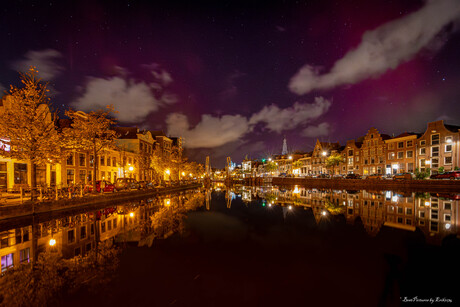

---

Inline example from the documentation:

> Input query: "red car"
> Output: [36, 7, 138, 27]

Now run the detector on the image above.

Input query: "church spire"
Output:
[282, 135, 288, 155]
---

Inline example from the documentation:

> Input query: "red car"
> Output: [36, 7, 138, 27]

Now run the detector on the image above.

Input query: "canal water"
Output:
[1, 185, 459, 306]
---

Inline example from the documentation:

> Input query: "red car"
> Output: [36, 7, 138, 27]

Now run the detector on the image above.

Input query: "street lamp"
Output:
[322, 151, 327, 156]
[288, 156, 293, 160]
[49, 238, 56, 247]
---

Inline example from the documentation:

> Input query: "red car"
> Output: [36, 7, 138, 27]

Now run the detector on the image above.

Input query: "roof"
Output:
[393, 132, 422, 139]
[150, 130, 166, 137]
[445, 124, 460, 133]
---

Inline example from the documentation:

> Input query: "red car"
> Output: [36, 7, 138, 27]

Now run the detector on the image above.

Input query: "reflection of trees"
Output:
[324, 200, 345, 215]
[0, 243, 120, 306]
[138, 193, 204, 247]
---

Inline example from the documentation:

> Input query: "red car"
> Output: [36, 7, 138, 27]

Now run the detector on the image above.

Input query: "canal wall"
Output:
[271, 177, 460, 192]
[0, 184, 202, 221]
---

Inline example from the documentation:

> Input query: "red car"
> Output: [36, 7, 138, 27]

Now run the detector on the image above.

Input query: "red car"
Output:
[85, 180, 116, 193]
[430, 171, 460, 180]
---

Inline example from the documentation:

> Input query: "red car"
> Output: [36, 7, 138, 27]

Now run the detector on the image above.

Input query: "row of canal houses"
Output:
[0, 96, 182, 191]
[250, 120, 460, 177]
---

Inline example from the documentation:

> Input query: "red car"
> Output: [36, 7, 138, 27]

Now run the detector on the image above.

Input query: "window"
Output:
[100, 156, 105, 166]
[406, 151, 413, 158]
[445, 144, 452, 153]
[420, 148, 426, 155]
[364, 159, 368, 165]
[444, 214, 451, 222]
[68, 230, 75, 243]
[67, 169, 74, 185]
[107, 220, 112, 231]
[371, 158, 375, 164]
[113, 218, 117, 228]
[14, 163, 28, 184]
[445, 136, 453, 143]
[432, 158, 439, 168]
[80, 226, 86, 239]
[66, 153, 74, 166]
[112, 157, 116, 166]
[406, 208, 412, 215]
[348, 150, 353, 156]
[20, 248, 30, 263]
[388, 143, 395, 150]
[444, 203, 452, 210]
[445, 157, 452, 165]
[406, 140, 413, 147]
[101, 171, 105, 180]
[379, 157, 384, 163]
[101, 222, 106, 233]
[431, 134, 440, 145]
[408, 163, 414, 172]
[397, 207, 403, 214]
[348, 157, 353, 165]
[397, 152, 404, 159]
[106, 157, 111, 166]
[398, 142, 404, 148]
[419, 211, 425, 218]
[90, 224, 94, 235]
[431, 209, 438, 220]
[79, 170, 86, 184]
[79, 154, 86, 166]
[420, 140, 426, 146]
[431, 146, 439, 157]
[1, 254, 14, 272]
[388, 153, 395, 160]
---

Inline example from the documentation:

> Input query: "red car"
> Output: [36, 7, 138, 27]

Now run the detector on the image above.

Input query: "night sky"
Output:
[1, 0, 460, 167]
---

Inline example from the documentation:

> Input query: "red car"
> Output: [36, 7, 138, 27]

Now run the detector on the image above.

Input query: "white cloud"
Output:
[166, 113, 250, 148]
[289, 0, 460, 95]
[11, 49, 63, 80]
[301, 122, 331, 138]
[249, 96, 332, 133]
[72, 76, 171, 123]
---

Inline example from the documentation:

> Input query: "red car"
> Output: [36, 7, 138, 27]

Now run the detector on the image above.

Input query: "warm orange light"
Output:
[49, 238, 56, 246]
[129, 212, 134, 218]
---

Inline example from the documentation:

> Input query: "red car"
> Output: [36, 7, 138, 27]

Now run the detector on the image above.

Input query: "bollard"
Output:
[69, 188, 71, 199]
[20, 187, 23, 204]
[55, 185, 58, 201]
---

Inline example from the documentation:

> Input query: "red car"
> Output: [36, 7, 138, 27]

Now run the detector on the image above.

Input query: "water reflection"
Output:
[0, 189, 204, 274]
[214, 184, 459, 245]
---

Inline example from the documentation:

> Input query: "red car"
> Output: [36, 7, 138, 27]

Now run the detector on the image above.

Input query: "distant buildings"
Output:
[253, 120, 460, 177]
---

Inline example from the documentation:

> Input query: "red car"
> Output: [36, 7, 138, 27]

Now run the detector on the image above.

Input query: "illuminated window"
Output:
[1, 253, 14, 272]
[66, 169, 74, 185]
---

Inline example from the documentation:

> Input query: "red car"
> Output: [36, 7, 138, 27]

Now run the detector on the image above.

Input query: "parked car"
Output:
[114, 178, 140, 190]
[332, 174, 344, 179]
[85, 180, 116, 193]
[430, 171, 460, 180]
[366, 174, 383, 180]
[345, 173, 361, 179]
[393, 173, 413, 180]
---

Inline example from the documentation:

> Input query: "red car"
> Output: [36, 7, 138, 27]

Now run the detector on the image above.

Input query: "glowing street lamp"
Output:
[49, 238, 56, 246]
[129, 212, 134, 218]
[165, 169, 170, 175]
[288, 156, 293, 160]
[322, 151, 327, 156]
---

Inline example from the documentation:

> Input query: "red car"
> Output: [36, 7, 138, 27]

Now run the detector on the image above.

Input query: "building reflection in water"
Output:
[214, 184, 459, 246]
[0, 189, 204, 273]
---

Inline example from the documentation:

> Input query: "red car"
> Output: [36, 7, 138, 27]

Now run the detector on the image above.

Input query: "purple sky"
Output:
[1, 0, 460, 167]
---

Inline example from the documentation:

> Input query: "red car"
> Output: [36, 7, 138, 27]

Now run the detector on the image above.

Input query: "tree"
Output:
[265, 161, 278, 175]
[415, 167, 430, 180]
[325, 153, 344, 175]
[63, 107, 117, 192]
[0, 67, 61, 199]
[438, 166, 445, 174]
